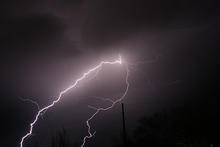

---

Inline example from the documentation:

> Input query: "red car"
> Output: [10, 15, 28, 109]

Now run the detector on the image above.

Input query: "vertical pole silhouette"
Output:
[121, 103, 127, 146]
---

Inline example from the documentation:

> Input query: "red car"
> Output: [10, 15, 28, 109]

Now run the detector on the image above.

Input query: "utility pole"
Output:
[121, 103, 127, 146]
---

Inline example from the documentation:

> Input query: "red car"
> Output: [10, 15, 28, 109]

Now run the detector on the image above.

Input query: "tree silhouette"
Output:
[132, 105, 219, 147]
[50, 128, 72, 147]
[50, 128, 80, 147]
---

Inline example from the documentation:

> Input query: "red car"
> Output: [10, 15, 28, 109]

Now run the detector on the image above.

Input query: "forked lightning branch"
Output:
[20, 56, 130, 147]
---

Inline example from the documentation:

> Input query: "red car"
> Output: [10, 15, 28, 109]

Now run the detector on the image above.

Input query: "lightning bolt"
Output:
[81, 65, 129, 147]
[20, 56, 129, 147]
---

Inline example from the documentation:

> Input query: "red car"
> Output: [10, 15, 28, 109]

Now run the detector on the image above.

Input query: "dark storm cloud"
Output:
[0, 1, 84, 89]
[1, 14, 64, 55]
[0, 0, 84, 61]
[0, 13, 80, 92]
[82, 0, 219, 49]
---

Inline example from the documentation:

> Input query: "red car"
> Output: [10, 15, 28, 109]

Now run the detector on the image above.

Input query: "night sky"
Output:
[0, 0, 219, 147]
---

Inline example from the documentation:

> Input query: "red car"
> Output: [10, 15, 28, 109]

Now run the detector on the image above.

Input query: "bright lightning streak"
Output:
[20, 56, 124, 147]
[81, 65, 129, 147]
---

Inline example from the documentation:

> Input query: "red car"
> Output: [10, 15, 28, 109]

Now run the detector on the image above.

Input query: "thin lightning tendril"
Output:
[20, 56, 127, 147]
[19, 97, 40, 111]
[81, 65, 129, 147]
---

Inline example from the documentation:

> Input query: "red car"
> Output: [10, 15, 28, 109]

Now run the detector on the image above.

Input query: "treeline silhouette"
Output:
[34, 128, 79, 147]
[131, 108, 218, 147]
[34, 104, 219, 147]
[115, 104, 219, 147]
